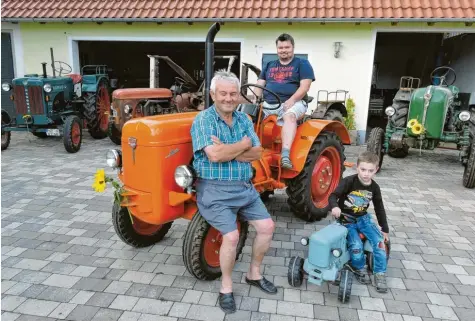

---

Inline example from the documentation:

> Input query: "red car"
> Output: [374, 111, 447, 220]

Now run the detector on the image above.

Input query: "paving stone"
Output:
[356, 310, 384, 321]
[13, 299, 60, 317]
[86, 292, 118, 307]
[66, 305, 101, 321]
[427, 305, 459, 320]
[185, 304, 225, 321]
[48, 302, 77, 319]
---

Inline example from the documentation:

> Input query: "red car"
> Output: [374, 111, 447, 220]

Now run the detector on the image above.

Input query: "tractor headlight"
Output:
[174, 165, 196, 188]
[124, 104, 132, 114]
[300, 237, 309, 246]
[385, 106, 396, 116]
[106, 149, 122, 168]
[2, 83, 12, 91]
[332, 249, 342, 257]
[458, 111, 471, 122]
[43, 84, 52, 93]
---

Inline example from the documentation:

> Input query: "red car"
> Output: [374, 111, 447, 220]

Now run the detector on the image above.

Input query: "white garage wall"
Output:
[447, 34, 475, 93]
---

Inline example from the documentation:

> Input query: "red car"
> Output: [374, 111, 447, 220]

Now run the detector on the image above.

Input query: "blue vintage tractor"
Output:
[1, 48, 111, 153]
[287, 214, 390, 303]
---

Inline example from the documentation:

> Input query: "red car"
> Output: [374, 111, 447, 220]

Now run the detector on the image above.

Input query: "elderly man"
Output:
[254, 33, 315, 169]
[190, 70, 277, 314]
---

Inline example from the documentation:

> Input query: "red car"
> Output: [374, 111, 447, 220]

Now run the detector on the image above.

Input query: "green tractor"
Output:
[367, 66, 475, 188]
[1, 48, 111, 153]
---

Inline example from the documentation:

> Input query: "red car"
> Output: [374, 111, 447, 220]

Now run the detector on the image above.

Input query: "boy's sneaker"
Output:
[374, 273, 388, 293]
[354, 268, 371, 284]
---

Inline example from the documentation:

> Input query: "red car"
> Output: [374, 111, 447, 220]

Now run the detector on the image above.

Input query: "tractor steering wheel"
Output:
[240, 83, 282, 110]
[430, 66, 457, 86]
[53, 61, 72, 76]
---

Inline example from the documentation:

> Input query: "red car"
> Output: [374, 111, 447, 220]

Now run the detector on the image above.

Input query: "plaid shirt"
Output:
[191, 105, 260, 181]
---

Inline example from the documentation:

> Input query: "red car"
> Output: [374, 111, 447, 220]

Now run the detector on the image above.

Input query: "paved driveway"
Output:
[2, 132, 475, 321]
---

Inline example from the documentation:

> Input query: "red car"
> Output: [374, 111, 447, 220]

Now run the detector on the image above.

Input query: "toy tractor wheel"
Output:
[338, 269, 353, 303]
[462, 138, 475, 188]
[108, 122, 121, 145]
[287, 256, 304, 287]
[112, 202, 173, 248]
[323, 109, 344, 122]
[63, 115, 82, 153]
[366, 127, 385, 171]
[1, 119, 11, 151]
[183, 212, 249, 280]
[84, 79, 111, 139]
[287, 131, 346, 222]
[367, 239, 391, 274]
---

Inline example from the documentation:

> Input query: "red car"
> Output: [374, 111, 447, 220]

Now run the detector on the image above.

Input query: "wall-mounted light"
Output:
[334, 42, 342, 58]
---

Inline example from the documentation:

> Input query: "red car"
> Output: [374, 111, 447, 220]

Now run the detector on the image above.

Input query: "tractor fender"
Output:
[312, 102, 348, 119]
[289, 120, 351, 175]
[1, 109, 12, 125]
[82, 75, 109, 93]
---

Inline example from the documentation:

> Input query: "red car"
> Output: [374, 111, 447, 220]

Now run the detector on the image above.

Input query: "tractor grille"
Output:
[14, 85, 44, 115]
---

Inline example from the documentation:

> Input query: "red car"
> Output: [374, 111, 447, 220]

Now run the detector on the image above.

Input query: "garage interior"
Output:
[78, 41, 241, 90]
[366, 32, 475, 135]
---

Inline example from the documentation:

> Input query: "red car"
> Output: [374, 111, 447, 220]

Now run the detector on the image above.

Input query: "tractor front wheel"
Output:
[462, 138, 475, 188]
[63, 115, 82, 153]
[108, 122, 122, 145]
[286, 131, 345, 222]
[366, 127, 385, 172]
[1, 119, 11, 151]
[183, 212, 248, 280]
[112, 202, 173, 248]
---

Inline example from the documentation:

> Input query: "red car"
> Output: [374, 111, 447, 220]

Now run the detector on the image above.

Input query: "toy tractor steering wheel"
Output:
[53, 61, 72, 76]
[240, 83, 282, 110]
[430, 66, 457, 86]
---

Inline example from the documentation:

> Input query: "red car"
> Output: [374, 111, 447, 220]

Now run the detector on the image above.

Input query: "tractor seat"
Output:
[307, 96, 314, 103]
[66, 74, 83, 84]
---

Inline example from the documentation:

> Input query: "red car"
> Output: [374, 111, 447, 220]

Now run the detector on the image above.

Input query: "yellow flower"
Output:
[407, 119, 418, 128]
[92, 169, 107, 193]
[411, 123, 425, 135]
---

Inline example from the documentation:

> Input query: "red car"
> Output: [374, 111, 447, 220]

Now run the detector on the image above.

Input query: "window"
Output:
[261, 53, 309, 68]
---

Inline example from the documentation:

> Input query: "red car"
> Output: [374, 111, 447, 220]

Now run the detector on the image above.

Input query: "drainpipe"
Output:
[204, 22, 220, 109]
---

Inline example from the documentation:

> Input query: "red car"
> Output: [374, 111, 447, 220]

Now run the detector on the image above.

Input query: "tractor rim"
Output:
[131, 215, 163, 235]
[311, 146, 341, 208]
[97, 84, 110, 132]
[71, 122, 81, 145]
[203, 221, 242, 268]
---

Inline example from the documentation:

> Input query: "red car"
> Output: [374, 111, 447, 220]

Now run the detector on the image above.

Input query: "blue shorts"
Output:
[195, 179, 271, 235]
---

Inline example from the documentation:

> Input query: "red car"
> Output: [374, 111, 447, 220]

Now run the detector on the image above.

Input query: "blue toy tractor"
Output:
[287, 214, 390, 303]
[1, 48, 111, 153]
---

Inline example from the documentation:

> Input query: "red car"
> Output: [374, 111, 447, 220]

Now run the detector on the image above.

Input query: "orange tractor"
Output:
[98, 23, 351, 280]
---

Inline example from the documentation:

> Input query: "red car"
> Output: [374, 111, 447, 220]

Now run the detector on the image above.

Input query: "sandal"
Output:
[281, 156, 293, 169]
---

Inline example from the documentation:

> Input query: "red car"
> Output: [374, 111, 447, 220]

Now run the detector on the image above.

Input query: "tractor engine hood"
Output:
[152, 55, 198, 88]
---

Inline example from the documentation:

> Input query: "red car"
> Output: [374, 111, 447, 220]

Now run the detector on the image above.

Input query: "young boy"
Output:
[329, 151, 389, 293]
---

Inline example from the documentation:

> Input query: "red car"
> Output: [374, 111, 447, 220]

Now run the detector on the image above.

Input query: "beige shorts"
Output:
[262, 100, 308, 126]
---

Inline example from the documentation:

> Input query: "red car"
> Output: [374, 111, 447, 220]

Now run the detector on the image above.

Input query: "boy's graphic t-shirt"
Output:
[258, 57, 315, 104]
[329, 174, 389, 233]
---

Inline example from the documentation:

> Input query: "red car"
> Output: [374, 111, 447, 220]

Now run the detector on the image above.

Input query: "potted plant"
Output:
[344, 98, 358, 145]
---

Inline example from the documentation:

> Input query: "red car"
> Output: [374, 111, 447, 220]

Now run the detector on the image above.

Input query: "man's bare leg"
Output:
[220, 230, 239, 293]
[281, 113, 297, 168]
[247, 218, 275, 280]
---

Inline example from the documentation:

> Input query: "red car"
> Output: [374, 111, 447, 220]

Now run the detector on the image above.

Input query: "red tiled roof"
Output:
[2, 0, 475, 22]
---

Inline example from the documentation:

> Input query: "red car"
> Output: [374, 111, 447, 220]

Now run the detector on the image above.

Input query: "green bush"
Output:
[344, 98, 356, 130]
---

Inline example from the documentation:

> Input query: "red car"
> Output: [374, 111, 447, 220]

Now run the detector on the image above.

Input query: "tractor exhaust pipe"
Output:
[50, 47, 56, 78]
[42, 63, 48, 78]
[204, 22, 221, 109]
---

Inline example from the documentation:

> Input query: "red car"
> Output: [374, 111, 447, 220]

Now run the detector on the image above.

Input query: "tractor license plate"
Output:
[46, 129, 61, 137]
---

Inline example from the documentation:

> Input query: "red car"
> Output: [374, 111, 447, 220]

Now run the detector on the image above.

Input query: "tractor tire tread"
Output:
[390, 102, 409, 128]
[83, 80, 109, 139]
[287, 256, 304, 287]
[463, 138, 475, 188]
[108, 122, 122, 145]
[112, 202, 172, 248]
[366, 127, 385, 170]
[63, 115, 82, 153]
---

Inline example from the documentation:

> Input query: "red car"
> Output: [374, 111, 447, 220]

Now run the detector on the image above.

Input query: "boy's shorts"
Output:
[262, 100, 307, 126]
[195, 179, 271, 235]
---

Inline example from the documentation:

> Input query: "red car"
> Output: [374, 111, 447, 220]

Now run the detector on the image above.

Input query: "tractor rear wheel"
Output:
[183, 212, 248, 280]
[389, 102, 409, 128]
[462, 138, 475, 188]
[323, 109, 344, 122]
[112, 202, 172, 248]
[1, 119, 11, 151]
[366, 127, 385, 172]
[286, 131, 346, 222]
[108, 122, 122, 145]
[84, 79, 110, 139]
[63, 115, 82, 153]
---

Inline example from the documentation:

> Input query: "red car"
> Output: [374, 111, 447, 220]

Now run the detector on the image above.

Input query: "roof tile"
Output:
[1, 0, 474, 20]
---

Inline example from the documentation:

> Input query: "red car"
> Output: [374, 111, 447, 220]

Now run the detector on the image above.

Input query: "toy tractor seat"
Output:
[66, 74, 83, 84]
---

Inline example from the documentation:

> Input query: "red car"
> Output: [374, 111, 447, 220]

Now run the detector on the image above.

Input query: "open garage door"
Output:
[366, 32, 475, 135]
[77, 41, 241, 90]
[2, 32, 15, 115]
